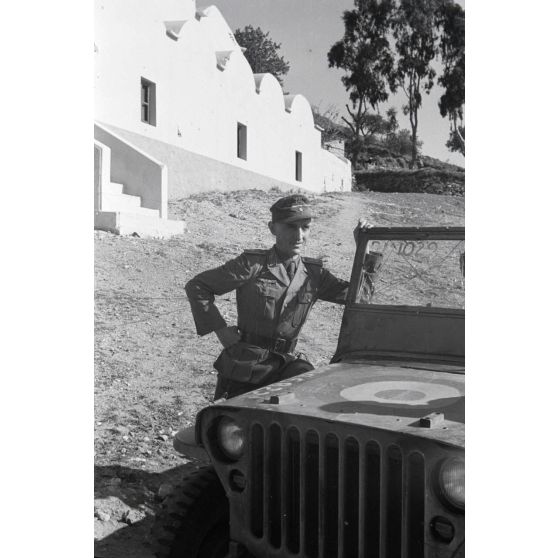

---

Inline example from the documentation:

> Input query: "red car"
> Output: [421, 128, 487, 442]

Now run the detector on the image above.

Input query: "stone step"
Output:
[121, 206, 160, 217]
[105, 182, 124, 195]
[95, 211, 185, 239]
[103, 191, 142, 211]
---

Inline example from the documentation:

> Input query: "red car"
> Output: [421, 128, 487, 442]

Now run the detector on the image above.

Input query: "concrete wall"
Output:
[320, 149, 352, 192]
[102, 124, 308, 198]
[94, 140, 111, 211]
[94, 123, 168, 217]
[94, 0, 351, 194]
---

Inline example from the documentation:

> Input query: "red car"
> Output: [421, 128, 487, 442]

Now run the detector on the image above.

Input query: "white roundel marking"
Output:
[340, 381, 461, 407]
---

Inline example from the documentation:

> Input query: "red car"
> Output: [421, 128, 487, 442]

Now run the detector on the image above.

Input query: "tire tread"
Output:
[151, 466, 229, 558]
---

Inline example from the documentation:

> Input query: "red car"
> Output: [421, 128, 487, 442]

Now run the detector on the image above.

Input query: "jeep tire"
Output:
[151, 466, 229, 558]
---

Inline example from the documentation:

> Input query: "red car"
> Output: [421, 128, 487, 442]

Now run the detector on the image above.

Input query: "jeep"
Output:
[153, 226, 465, 558]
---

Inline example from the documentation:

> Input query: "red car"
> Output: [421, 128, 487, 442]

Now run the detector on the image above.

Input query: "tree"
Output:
[327, 0, 395, 165]
[384, 128, 423, 157]
[391, 0, 440, 168]
[233, 25, 290, 85]
[437, 1, 465, 155]
[386, 106, 399, 133]
[346, 111, 398, 166]
[361, 112, 393, 139]
[446, 125, 465, 155]
[311, 104, 348, 145]
[377, 108, 420, 156]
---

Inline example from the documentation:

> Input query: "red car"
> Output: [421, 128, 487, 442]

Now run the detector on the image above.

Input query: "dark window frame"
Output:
[140, 77, 157, 126]
[295, 150, 302, 181]
[237, 122, 247, 160]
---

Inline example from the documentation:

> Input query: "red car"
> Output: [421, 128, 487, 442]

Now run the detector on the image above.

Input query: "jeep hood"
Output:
[225, 361, 464, 447]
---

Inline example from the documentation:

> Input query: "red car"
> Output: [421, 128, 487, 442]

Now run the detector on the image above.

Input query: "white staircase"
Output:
[95, 208, 185, 237]
[94, 126, 184, 238]
[103, 182, 160, 216]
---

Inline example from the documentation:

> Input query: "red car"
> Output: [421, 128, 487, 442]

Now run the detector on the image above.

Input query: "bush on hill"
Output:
[354, 167, 464, 196]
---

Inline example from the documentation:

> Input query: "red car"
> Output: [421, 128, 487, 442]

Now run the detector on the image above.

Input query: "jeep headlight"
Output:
[216, 416, 246, 460]
[438, 457, 465, 511]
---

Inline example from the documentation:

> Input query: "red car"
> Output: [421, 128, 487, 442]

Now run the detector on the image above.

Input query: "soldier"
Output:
[185, 194, 372, 400]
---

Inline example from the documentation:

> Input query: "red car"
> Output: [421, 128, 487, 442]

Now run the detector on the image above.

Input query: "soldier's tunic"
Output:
[185, 246, 348, 398]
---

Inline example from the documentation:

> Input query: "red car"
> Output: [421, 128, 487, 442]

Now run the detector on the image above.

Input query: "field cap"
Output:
[270, 194, 314, 223]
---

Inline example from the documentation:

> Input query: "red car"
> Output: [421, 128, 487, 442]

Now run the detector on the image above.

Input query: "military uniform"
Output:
[185, 194, 352, 399]
[186, 246, 349, 399]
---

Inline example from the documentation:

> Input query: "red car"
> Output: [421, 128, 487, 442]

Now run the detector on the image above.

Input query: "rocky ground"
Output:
[94, 189, 464, 557]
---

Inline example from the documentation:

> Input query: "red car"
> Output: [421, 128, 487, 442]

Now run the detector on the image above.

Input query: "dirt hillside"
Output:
[94, 189, 464, 557]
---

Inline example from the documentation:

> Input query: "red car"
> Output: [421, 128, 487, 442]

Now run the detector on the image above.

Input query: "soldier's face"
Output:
[269, 219, 312, 257]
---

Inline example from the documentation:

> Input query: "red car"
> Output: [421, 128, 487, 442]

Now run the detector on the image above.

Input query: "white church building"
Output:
[94, 0, 351, 236]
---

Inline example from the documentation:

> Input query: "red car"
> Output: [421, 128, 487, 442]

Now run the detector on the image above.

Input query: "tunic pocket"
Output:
[214, 342, 271, 383]
[291, 291, 314, 328]
[255, 280, 283, 321]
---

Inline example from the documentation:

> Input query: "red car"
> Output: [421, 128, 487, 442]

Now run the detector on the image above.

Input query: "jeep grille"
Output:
[247, 422, 425, 558]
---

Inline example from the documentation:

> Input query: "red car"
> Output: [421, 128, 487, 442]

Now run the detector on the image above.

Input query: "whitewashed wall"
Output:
[94, 0, 351, 193]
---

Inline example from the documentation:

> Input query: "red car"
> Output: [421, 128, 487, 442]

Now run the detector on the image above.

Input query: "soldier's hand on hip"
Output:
[353, 218, 374, 243]
[215, 325, 241, 349]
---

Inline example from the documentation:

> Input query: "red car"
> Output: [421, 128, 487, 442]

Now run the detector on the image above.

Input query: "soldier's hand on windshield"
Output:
[317, 254, 330, 267]
[215, 326, 241, 349]
[353, 218, 373, 243]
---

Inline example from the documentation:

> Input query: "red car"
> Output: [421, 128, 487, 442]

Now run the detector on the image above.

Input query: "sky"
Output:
[210, 0, 465, 166]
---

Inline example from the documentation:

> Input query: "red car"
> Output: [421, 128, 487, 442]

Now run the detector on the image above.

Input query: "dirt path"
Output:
[94, 190, 464, 556]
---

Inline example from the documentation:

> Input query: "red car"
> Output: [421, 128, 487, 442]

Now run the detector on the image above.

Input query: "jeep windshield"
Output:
[353, 229, 464, 309]
[334, 227, 465, 365]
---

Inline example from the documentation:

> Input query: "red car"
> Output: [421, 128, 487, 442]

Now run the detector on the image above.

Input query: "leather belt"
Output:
[240, 331, 297, 353]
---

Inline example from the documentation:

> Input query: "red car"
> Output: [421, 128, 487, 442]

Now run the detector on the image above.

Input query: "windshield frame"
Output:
[347, 226, 465, 312]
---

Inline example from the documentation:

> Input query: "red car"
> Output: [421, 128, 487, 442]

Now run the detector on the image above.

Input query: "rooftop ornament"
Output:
[195, 8, 210, 20]
[164, 20, 187, 41]
[215, 50, 234, 71]
[283, 94, 297, 113]
[253, 74, 266, 94]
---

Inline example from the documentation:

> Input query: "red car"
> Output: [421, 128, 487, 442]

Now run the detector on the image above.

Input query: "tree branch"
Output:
[342, 115, 356, 135]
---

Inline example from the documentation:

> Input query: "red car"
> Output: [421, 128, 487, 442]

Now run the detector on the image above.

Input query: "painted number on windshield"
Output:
[369, 240, 438, 256]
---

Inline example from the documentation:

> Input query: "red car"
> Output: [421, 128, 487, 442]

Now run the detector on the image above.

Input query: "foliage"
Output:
[446, 125, 465, 155]
[311, 104, 348, 144]
[363, 106, 421, 160]
[383, 128, 423, 157]
[361, 112, 394, 138]
[234, 25, 290, 85]
[327, 0, 465, 164]
[326, 0, 441, 166]
[348, 109, 401, 165]
[311, 101, 419, 166]
[349, 108, 411, 167]
[354, 167, 464, 195]
[391, 0, 440, 168]
[386, 106, 399, 133]
[437, 1, 465, 155]
[356, 106, 419, 159]
[327, 0, 395, 164]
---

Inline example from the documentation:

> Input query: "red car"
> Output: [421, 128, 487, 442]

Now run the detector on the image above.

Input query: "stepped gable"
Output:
[197, 4, 315, 128]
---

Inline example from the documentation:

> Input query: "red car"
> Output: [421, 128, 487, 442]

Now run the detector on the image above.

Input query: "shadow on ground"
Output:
[94, 461, 203, 558]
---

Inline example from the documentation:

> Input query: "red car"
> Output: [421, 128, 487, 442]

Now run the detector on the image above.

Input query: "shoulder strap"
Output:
[302, 255, 324, 268]
[243, 248, 268, 256]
